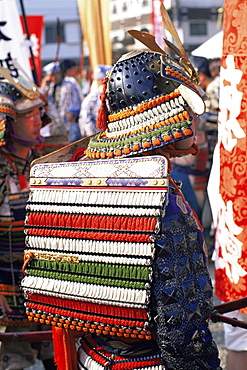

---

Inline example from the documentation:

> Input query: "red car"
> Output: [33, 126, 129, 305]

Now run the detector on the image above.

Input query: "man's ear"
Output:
[198, 72, 206, 82]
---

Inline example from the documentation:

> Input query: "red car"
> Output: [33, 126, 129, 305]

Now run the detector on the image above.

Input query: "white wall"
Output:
[110, 0, 151, 22]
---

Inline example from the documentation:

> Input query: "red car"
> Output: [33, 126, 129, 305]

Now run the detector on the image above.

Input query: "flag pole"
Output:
[19, 0, 39, 85]
[54, 17, 61, 62]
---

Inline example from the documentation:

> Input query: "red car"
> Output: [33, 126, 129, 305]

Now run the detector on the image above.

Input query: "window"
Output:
[45, 23, 65, 44]
[112, 4, 117, 14]
[140, 28, 149, 33]
[142, 0, 148, 5]
[190, 22, 207, 36]
[122, 2, 127, 11]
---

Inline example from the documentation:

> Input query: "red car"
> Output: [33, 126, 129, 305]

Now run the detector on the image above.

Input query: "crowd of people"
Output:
[0, 21, 246, 370]
[40, 60, 111, 145]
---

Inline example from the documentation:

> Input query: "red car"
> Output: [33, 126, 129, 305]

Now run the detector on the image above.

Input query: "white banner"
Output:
[151, 0, 164, 49]
[0, 0, 32, 78]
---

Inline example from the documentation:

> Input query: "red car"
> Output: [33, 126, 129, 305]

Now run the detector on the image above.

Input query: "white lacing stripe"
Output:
[107, 95, 185, 137]
[78, 347, 105, 370]
[23, 286, 146, 308]
[22, 276, 148, 305]
[26, 203, 160, 216]
[29, 189, 165, 207]
[26, 236, 155, 257]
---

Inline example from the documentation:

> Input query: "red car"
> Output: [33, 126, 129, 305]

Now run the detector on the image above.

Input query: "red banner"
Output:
[20, 15, 44, 86]
[212, 0, 247, 312]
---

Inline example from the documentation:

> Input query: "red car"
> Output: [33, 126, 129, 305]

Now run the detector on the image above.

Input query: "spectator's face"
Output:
[65, 111, 74, 122]
[70, 66, 79, 78]
[54, 71, 63, 84]
[15, 107, 42, 141]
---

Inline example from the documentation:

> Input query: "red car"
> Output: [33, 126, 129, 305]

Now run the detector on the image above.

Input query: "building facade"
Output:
[110, 0, 223, 61]
[17, 0, 223, 70]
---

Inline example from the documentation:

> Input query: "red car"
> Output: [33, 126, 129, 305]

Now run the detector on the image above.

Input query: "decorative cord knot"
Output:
[22, 251, 35, 276]
[96, 77, 109, 131]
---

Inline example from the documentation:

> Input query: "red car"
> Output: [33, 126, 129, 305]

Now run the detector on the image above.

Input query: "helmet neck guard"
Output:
[86, 51, 204, 160]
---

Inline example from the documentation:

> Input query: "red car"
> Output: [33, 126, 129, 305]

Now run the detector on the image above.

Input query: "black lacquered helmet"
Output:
[86, 50, 205, 160]
[107, 51, 180, 112]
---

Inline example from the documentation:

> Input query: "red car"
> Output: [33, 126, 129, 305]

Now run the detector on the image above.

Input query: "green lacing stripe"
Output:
[30, 260, 150, 281]
[27, 268, 148, 290]
[89, 120, 192, 150]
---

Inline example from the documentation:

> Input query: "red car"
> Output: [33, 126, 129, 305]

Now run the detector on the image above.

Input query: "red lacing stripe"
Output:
[26, 228, 152, 242]
[26, 213, 157, 232]
[26, 302, 146, 328]
[26, 293, 148, 319]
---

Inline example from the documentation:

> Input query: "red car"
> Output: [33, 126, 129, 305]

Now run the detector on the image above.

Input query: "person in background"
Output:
[41, 61, 61, 95]
[65, 105, 82, 143]
[198, 58, 220, 256]
[197, 59, 213, 92]
[198, 58, 220, 165]
[41, 59, 83, 139]
[41, 61, 63, 107]
[40, 61, 68, 137]
[206, 59, 220, 162]
[59, 59, 83, 131]
[80, 69, 90, 98]
[209, 59, 220, 79]
[0, 68, 55, 370]
[78, 64, 111, 138]
[170, 119, 210, 228]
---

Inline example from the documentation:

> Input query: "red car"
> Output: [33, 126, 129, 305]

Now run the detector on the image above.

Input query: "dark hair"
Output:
[197, 60, 212, 78]
[60, 60, 77, 75]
